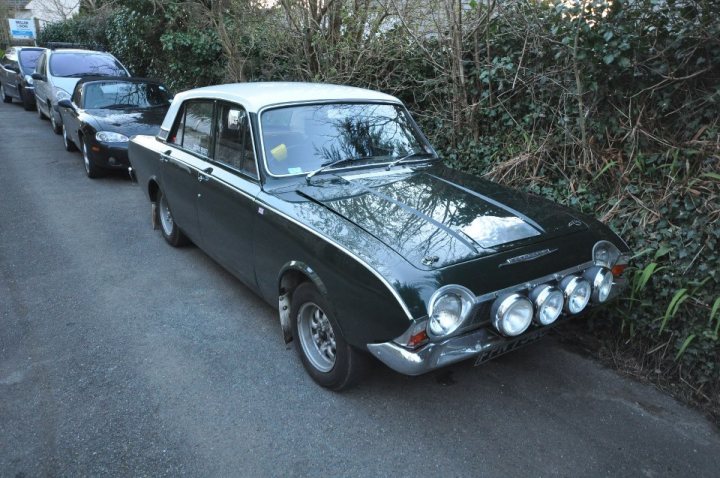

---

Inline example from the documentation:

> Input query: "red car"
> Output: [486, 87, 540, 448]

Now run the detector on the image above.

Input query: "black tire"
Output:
[81, 139, 103, 179]
[36, 99, 46, 119]
[63, 124, 77, 152]
[50, 108, 62, 134]
[1, 83, 11, 103]
[291, 282, 368, 390]
[156, 189, 189, 247]
[20, 88, 35, 111]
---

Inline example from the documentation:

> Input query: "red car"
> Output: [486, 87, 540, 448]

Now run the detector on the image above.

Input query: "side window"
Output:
[214, 102, 257, 177]
[169, 101, 214, 156]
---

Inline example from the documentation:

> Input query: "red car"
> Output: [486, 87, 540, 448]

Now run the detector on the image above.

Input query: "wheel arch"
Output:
[277, 261, 330, 344]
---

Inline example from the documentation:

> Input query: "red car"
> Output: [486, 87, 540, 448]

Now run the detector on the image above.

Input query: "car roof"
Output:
[174, 82, 402, 113]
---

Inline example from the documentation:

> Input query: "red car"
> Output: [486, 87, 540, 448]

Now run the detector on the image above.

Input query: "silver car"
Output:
[32, 47, 130, 134]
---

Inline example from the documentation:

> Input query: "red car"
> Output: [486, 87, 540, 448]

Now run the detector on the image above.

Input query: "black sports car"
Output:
[58, 77, 172, 178]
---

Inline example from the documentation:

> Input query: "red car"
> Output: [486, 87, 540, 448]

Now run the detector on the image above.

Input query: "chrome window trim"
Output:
[256, 100, 437, 179]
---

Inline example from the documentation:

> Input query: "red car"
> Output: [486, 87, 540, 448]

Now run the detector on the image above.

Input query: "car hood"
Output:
[295, 165, 588, 269]
[52, 77, 81, 97]
[85, 107, 168, 137]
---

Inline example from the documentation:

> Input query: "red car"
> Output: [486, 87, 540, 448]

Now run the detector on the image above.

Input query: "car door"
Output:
[33, 52, 49, 111]
[161, 100, 215, 243]
[195, 101, 261, 288]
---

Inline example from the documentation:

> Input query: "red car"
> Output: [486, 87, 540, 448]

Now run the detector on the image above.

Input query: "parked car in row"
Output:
[58, 76, 172, 178]
[128, 82, 630, 390]
[0, 46, 45, 110]
[32, 45, 129, 134]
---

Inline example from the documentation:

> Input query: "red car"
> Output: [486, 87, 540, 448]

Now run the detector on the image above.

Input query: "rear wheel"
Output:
[1, 83, 12, 103]
[291, 282, 368, 390]
[81, 139, 103, 178]
[157, 189, 189, 247]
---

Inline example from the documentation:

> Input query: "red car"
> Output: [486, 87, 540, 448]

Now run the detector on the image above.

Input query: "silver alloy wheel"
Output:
[50, 110, 58, 129]
[63, 125, 69, 148]
[82, 141, 91, 174]
[158, 193, 175, 236]
[297, 302, 336, 372]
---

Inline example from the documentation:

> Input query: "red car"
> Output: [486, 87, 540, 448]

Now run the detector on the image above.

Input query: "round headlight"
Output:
[561, 275, 591, 314]
[492, 293, 533, 337]
[530, 285, 564, 325]
[427, 285, 474, 338]
[585, 267, 614, 303]
[592, 240, 621, 269]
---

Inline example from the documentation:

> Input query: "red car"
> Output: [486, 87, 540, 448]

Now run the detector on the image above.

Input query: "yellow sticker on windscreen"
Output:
[271, 144, 287, 161]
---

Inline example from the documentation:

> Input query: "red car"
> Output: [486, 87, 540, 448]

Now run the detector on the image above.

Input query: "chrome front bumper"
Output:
[367, 324, 551, 376]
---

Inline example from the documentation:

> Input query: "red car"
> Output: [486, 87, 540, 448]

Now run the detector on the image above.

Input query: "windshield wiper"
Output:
[306, 156, 373, 182]
[385, 151, 434, 170]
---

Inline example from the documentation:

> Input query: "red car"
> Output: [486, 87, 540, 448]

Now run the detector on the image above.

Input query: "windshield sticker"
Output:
[288, 167, 303, 174]
[271, 143, 287, 161]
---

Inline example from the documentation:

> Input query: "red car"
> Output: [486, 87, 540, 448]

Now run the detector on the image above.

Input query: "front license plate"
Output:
[474, 328, 549, 366]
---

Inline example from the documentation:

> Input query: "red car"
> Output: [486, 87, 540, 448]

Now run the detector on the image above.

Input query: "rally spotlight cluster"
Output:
[490, 266, 614, 337]
[397, 241, 627, 350]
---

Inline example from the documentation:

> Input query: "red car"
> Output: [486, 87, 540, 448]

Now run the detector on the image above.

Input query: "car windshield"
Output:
[50, 53, 127, 77]
[19, 50, 42, 70]
[261, 103, 434, 176]
[82, 81, 171, 109]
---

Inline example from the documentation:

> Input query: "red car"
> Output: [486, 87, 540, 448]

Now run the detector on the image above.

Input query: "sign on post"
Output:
[8, 19, 37, 40]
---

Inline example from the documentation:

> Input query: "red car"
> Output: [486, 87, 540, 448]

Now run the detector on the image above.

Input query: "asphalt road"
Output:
[1, 98, 719, 477]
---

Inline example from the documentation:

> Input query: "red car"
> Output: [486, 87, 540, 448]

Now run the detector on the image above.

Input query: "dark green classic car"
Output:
[128, 82, 630, 390]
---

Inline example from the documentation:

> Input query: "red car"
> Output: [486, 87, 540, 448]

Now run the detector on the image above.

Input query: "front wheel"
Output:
[156, 189, 189, 247]
[20, 88, 35, 111]
[81, 139, 103, 178]
[63, 124, 77, 152]
[50, 109, 62, 134]
[291, 282, 368, 390]
[1, 83, 11, 103]
[36, 99, 46, 119]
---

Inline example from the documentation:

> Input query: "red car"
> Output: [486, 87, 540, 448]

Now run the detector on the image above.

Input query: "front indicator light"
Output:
[492, 293, 533, 337]
[560, 275, 591, 314]
[611, 263, 627, 277]
[530, 285, 564, 325]
[585, 267, 614, 303]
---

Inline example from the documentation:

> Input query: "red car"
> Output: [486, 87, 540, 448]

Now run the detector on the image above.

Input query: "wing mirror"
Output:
[31, 72, 46, 81]
[57, 99, 75, 110]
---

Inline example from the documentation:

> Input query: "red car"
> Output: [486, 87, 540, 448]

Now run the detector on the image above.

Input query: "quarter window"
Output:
[214, 103, 256, 177]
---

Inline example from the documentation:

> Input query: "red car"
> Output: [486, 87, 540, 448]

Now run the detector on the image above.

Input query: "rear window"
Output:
[19, 50, 42, 70]
[49, 53, 127, 77]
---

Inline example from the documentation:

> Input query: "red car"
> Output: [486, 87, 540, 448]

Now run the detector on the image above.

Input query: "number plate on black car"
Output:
[474, 328, 550, 366]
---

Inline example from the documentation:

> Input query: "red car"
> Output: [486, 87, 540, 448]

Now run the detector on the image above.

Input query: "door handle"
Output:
[159, 150, 172, 163]
[198, 167, 213, 182]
